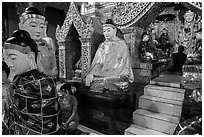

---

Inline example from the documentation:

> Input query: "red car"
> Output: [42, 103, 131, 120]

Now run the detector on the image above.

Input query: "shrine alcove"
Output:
[64, 23, 82, 79]
[56, 2, 105, 81]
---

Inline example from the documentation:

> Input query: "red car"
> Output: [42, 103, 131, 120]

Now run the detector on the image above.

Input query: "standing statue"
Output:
[19, 7, 58, 77]
[183, 10, 195, 54]
[176, 10, 197, 55]
[85, 19, 134, 94]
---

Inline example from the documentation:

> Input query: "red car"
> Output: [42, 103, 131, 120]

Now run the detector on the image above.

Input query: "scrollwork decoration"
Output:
[56, 2, 94, 79]
[56, 2, 94, 42]
[111, 2, 155, 28]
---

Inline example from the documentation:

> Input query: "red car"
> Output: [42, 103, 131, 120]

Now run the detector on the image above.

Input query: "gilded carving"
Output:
[56, 2, 94, 79]
[58, 43, 66, 78]
[111, 2, 155, 28]
[56, 2, 93, 42]
[189, 2, 202, 10]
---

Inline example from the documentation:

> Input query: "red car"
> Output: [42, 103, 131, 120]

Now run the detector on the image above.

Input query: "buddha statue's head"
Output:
[103, 19, 117, 41]
[3, 30, 38, 75]
[19, 7, 47, 41]
[184, 10, 195, 23]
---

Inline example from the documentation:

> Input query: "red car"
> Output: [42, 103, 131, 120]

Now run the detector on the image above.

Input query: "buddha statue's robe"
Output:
[36, 38, 58, 77]
[86, 37, 134, 94]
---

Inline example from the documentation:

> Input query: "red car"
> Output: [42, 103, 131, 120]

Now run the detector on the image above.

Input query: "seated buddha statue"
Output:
[85, 19, 134, 94]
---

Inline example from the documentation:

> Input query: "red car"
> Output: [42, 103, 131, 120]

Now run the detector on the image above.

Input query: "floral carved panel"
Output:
[111, 2, 155, 28]
[56, 2, 93, 42]
[56, 2, 94, 79]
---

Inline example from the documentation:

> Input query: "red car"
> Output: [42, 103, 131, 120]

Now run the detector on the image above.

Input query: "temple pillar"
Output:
[80, 37, 91, 77]
[58, 41, 66, 80]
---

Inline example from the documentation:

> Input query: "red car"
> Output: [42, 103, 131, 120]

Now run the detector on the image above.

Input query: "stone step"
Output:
[144, 85, 185, 101]
[139, 95, 182, 117]
[133, 109, 179, 134]
[150, 74, 182, 88]
[150, 80, 180, 88]
[125, 124, 168, 135]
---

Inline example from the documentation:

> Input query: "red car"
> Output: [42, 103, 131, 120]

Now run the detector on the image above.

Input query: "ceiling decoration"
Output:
[189, 2, 202, 10]
[111, 2, 155, 28]
[111, 2, 202, 29]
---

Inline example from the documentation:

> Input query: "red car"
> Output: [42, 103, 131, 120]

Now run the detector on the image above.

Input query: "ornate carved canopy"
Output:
[55, 2, 103, 80]
[111, 2, 154, 28]
[111, 2, 202, 29]
[189, 2, 202, 10]
[55, 2, 94, 42]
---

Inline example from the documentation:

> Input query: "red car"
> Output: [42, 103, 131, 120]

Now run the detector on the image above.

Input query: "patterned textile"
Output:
[2, 83, 12, 134]
[8, 69, 61, 135]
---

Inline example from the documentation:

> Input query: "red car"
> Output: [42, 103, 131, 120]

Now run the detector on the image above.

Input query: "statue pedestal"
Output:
[132, 60, 167, 84]
[73, 82, 143, 134]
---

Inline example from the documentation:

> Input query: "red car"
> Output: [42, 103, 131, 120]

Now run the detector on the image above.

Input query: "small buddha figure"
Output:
[18, 7, 58, 77]
[85, 19, 134, 94]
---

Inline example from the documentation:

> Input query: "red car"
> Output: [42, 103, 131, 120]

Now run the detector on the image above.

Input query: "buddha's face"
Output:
[20, 18, 46, 41]
[184, 11, 194, 22]
[103, 26, 116, 40]
[5, 49, 32, 75]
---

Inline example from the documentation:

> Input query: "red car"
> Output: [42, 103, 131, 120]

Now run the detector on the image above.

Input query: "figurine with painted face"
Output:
[3, 30, 61, 134]
[184, 10, 195, 23]
[19, 7, 57, 77]
[85, 19, 134, 94]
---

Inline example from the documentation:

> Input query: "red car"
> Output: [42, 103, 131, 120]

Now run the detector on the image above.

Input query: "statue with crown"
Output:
[19, 7, 58, 77]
